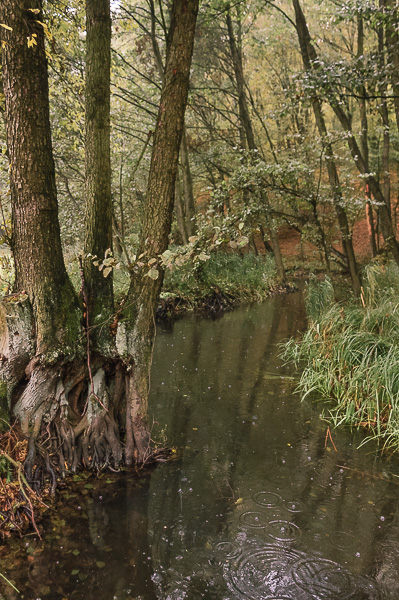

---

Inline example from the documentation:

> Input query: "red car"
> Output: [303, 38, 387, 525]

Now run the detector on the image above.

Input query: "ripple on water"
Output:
[253, 491, 282, 509]
[283, 499, 304, 514]
[215, 541, 243, 559]
[372, 498, 398, 526]
[239, 511, 269, 528]
[212, 541, 243, 568]
[223, 544, 302, 600]
[328, 530, 356, 552]
[291, 557, 379, 600]
[267, 520, 301, 543]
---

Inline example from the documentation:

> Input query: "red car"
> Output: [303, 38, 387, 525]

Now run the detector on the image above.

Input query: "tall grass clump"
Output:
[163, 252, 278, 302]
[283, 263, 399, 452]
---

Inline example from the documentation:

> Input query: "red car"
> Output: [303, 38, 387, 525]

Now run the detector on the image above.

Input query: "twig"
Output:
[0, 451, 41, 538]
[325, 425, 337, 452]
[336, 464, 399, 483]
[0, 571, 20, 593]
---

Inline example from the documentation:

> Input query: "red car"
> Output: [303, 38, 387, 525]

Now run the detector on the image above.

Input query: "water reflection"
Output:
[1, 291, 399, 599]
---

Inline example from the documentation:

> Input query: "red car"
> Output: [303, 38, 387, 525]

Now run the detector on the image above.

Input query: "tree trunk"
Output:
[292, 0, 362, 295]
[378, 8, 391, 215]
[357, 18, 377, 259]
[84, 0, 114, 353]
[180, 127, 196, 237]
[175, 174, 189, 244]
[0, 0, 81, 354]
[0, 0, 198, 486]
[119, 0, 199, 466]
[385, 0, 399, 133]
[294, 0, 399, 264]
[226, 6, 286, 282]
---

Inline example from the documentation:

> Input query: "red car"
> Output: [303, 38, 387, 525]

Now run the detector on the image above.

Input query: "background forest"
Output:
[2, 0, 398, 298]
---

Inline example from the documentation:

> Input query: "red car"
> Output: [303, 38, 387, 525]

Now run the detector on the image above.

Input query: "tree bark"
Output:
[175, 174, 189, 244]
[0, 0, 81, 354]
[84, 0, 114, 352]
[180, 127, 196, 237]
[385, 0, 399, 133]
[119, 0, 199, 466]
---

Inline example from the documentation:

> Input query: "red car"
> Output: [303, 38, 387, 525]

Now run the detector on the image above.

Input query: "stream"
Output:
[1, 290, 399, 599]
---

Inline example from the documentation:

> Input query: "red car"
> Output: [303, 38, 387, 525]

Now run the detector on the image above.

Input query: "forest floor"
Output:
[277, 218, 372, 268]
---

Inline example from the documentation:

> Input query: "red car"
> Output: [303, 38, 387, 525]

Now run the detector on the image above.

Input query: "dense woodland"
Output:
[0, 0, 399, 533]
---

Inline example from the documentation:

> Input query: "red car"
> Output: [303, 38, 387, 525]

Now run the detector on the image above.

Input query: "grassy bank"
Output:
[284, 263, 399, 452]
[158, 252, 289, 317]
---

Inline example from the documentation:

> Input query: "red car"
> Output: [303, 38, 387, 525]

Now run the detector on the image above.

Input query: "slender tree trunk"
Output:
[149, 0, 196, 241]
[378, 8, 391, 215]
[84, 0, 114, 352]
[357, 17, 376, 258]
[385, 0, 399, 133]
[180, 127, 196, 237]
[294, 0, 399, 264]
[226, 6, 286, 282]
[293, 0, 362, 294]
[175, 174, 189, 244]
[118, 0, 199, 466]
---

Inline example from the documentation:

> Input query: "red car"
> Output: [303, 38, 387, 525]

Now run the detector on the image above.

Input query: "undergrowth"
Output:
[283, 262, 399, 453]
[162, 252, 279, 303]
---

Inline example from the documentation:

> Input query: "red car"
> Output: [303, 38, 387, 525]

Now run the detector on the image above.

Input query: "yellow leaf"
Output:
[192, 427, 198, 431]
[0, 23, 12, 31]
[235, 497, 243, 505]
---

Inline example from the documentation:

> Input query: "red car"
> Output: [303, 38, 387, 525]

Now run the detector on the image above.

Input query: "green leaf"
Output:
[146, 268, 159, 280]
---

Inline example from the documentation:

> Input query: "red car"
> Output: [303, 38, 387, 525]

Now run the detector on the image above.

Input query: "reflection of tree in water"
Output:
[148, 292, 397, 599]
[2, 292, 399, 599]
[147, 292, 312, 596]
[0, 476, 158, 600]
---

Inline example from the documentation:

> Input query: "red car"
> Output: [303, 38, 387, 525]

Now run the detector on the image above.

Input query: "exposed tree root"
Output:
[0, 351, 168, 537]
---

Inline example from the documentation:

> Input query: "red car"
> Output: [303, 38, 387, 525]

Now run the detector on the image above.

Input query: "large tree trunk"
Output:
[0, 0, 199, 486]
[0, 0, 81, 354]
[118, 0, 199, 466]
[84, 0, 114, 353]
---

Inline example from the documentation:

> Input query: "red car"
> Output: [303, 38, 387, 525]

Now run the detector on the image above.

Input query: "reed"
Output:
[283, 263, 399, 451]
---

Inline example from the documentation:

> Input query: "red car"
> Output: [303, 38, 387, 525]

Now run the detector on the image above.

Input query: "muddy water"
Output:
[2, 291, 399, 599]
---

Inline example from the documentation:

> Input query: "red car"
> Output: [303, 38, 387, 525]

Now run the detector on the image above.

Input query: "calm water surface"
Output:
[2, 291, 399, 599]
